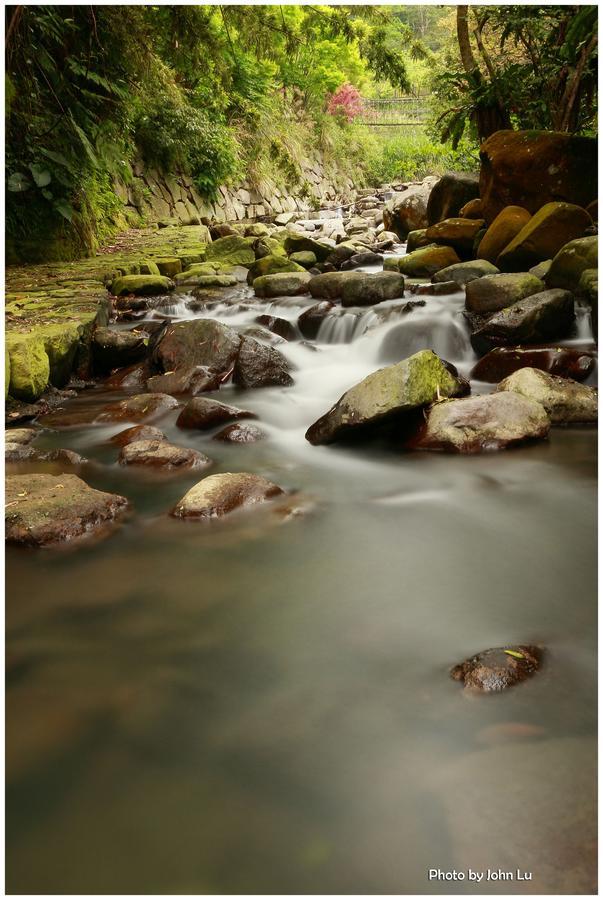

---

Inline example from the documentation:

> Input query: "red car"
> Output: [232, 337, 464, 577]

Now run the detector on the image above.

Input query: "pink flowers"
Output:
[327, 83, 364, 122]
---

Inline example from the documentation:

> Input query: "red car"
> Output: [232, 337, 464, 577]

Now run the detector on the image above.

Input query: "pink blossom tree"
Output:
[327, 83, 364, 123]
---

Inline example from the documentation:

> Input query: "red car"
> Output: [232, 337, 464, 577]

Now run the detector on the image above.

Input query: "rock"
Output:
[578, 268, 598, 336]
[154, 257, 182, 277]
[118, 439, 212, 470]
[432, 260, 499, 287]
[104, 361, 151, 390]
[497, 202, 592, 271]
[176, 397, 254, 430]
[388, 245, 461, 278]
[110, 424, 165, 446]
[451, 645, 542, 692]
[479, 130, 597, 222]
[338, 272, 405, 307]
[586, 200, 597, 222]
[283, 234, 333, 262]
[153, 319, 241, 375]
[253, 272, 311, 298]
[496, 367, 597, 424]
[246, 254, 306, 284]
[471, 346, 595, 383]
[383, 182, 432, 239]
[308, 271, 352, 299]
[426, 172, 480, 226]
[5, 427, 37, 445]
[254, 237, 286, 260]
[413, 392, 550, 453]
[255, 315, 297, 341]
[458, 198, 484, 219]
[529, 259, 552, 281]
[289, 250, 317, 268]
[245, 223, 270, 238]
[5, 445, 85, 465]
[233, 337, 293, 388]
[545, 236, 598, 290]
[175, 272, 237, 288]
[298, 302, 335, 339]
[110, 275, 174, 297]
[5, 473, 128, 547]
[171, 472, 284, 519]
[425, 217, 485, 257]
[305, 349, 468, 445]
[98, 393, 179, 423]
[477, 206, 532, 263]
[146, 366, 223, 395]
[5, 333, 50, 402]
[409, 281, 461, 296]
[204, 234, 255, 267]
[92, 327, 148, 373]
[405, 229, 431, 253]
[213, 423, 265, 442]
[465, 272, 545, 313]
[340, 251, 383, 270]
[471, 289, 575, 349]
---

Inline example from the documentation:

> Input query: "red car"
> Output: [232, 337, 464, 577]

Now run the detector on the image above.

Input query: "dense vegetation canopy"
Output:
[5, 4, 597, 259]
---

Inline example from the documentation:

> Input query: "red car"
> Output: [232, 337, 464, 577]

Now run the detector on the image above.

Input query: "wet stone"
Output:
[118, 439, 212, 471]
[172, 472, 284, 520]
[110, 424, 166, 447]
[176, 397, 255, 430]
[97, 393, 179, 423]
[451, 645, 543, 692]
[213, 423, 266, 443]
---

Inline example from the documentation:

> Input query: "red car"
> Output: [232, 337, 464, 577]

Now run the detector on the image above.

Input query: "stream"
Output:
[5, 250, 597, 893]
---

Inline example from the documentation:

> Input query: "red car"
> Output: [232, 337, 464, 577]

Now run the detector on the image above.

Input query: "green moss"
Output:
[110, 274, 174, 296]
[247, 254, 306, 283]
[6, 333, 50, 401]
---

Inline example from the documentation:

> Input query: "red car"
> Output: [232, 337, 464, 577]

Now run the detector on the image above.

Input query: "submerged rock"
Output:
[412, 392, 550, 453]
[177, 397, 254, 430]
[146, 366, 223, 395]
[451, 645, 543, 692]
[298, 302, 336, 339]
[232, 337, 293, 388]
[255, 315, 298, 341]
[110, 424, 166, 446]
[171, 472, 284, 519]
[98, 393, 179, 423]
[213, 423, 265, 442]
[305, 349, 468, 445]
[118, 439, 212, 470]
[471, 346, 595, 383]
[5, 445, 84, 465]
[496, 367, 597, 424]
[5, 427, 37, 445]
[5, 473, 128, 547]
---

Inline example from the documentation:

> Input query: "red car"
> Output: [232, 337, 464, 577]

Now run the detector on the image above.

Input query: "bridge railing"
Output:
[358, 96, 430, 128]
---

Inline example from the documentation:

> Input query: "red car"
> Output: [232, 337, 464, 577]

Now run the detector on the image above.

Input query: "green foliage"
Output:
[361, 129, 480, 184]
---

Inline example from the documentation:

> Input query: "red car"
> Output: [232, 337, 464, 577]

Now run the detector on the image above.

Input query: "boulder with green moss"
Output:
[305, 349, 468, 444]
[284, 234, 333, 262]
[253, 272, 312, 298]
[497, 202, 592, 271]
[289, 250, 317, 268]
[204, 234, 255, 267]
[110, 274, 174, 297]
[386, 245, 461, 278]
[545, 236, 598, 291]
[154, 257, 183, 277]
[5, 333, 49, 402]
[246, 254, 306, 284]
[465, 273, 544, 313]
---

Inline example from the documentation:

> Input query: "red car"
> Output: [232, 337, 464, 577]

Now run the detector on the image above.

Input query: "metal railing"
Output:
[359, 96, 430, 127]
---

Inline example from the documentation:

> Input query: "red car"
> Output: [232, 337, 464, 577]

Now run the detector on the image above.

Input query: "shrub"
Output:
[327, 83, 364, 122]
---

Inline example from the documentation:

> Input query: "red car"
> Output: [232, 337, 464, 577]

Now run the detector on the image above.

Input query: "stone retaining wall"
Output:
[115, 152, 358, 227]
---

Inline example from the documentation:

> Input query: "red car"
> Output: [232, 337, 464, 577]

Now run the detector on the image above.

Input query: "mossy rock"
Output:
[5, 350, 11, 399]
[289, 250, 317, 268]
[545, 236, 598, 290]
[110, 275, 175, 297]
[40, 322, 85, 386]
[254, 237, 287, 260]
[175, 273, 238, 288]
[284, 234, 333, 262]
[140, 260, 161, 276]
[6, 333, 50, 402]
[391, 245, 461, 278]
[497, 202, 592, 271]
[204, 235, 255, 267]
[246, 254, 306, 285]
[155, 257, 183, 277]
[406, 229, 431, 253]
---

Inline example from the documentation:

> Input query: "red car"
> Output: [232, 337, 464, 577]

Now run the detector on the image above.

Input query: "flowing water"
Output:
[5, 254, 597, 893]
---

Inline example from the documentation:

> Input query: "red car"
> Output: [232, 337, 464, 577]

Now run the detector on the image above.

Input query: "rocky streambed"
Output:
[5, 165, 598, 893]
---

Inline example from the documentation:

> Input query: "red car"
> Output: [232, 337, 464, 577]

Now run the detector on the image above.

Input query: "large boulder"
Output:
[424, 217, 485, 257]
[465, 273, 544, 313]
[110, 275, 174, 297]
[388, 245, 461, 278]
[383, 181, 432, 239]
[232, 337, 293, 388]
[339, 272, 405, 308]
[471, 346, 595, 383]
[153, 319, 241, 375]
[146, 365, 222, 395]
[413, 392, 550, 453]
[405, 229, 431, 253]
[5, 473, 128, 546]
[479, 130, 597, 222]
[432, 259, 499, 287]
[497, 202, 592, 271]
[176, 397, 254, 430]
[171, 472, 284, 519]
[118, 439, 212, 470]
[451, 645, 542, 692]
[471, 289, 575, 350]
[426, 173, 480, 226]
[283, 234, 333, 262]
[253, 272, 311, 298]
[477, 206, 532, 263]
[305, 349, 467, 445]
[308, 272, 354, 299]
[92, 327, 148, 373]
[545, 236, 598, 290]
[496, 367, 597, 424]
[204, 234, 255, 267]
